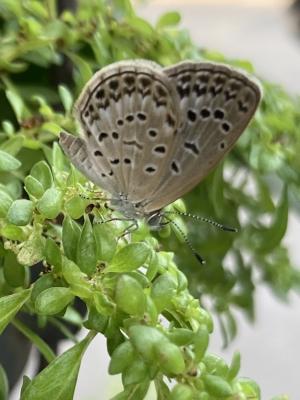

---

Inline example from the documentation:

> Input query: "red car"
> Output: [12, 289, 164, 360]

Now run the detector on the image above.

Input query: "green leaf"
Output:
[65, 52, 93, 87]
[170, 384, 193, 400]
[155, 342, 185, 375]
[52, 142, 66, 174]
[109, 340, 135, 375]
[45, 238, 62, 272]
[37, 188, 63, 219]
[0, 364, 9, 400]
[1, 224, 26, 241]
[237, 378, 261, 400]
[168, 328, 194, 346]
[24, 175, 44, 199]
[255, 185, 288, 253]
[193, 326, 209, 363]
[7, 199, 34, 226]
[61, 257, 92, 299]
[129, 325, 168, 361]
[31, 274, 56, 304]
[157, 11, 181, 28]
[0, 134, 24, 156]
[20, 377, 31, 398]
[62, 216, 81, 262]
[21, 334, 95, 400]
[150, 273, 178, 312]
[76, 217, 97, 275]
[105, 243, 150, 273]
[0, 150, 21, 171]
[115, 275, 146, 316]
[110, 381, 150, 400]
[203, 354, 229, 378]
[5, 89, 26, 122]
[93, 291, 115, 315]
[227, 351, 241, 381]
[84, 306, 108, 333]
[64, 196, 86, 219]
[31, 161, 53, 190]
[203, 375, 233, 397]
[35, 287, 74, 315]
[93, 223, 117, 262]
[17, 233, 45, 266]
[58, 85, 73, 113]
[3, 250, 25, 287]
[0, 190, 13, 217]
[0, 289, 31, 334]
[122, 358, 149, 386]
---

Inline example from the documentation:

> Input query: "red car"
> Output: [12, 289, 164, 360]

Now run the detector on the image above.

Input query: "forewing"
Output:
[144, 61, 262, 212]
[75, 60, 180, 203]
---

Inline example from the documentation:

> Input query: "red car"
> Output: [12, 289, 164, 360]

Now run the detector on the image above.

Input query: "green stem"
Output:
[12, 318, 56, 364]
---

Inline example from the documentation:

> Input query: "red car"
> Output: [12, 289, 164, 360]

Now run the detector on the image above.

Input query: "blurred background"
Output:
[8, 0, 300, 399]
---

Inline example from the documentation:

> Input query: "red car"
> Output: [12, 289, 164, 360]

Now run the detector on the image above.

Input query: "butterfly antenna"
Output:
[164, 211, 238, 232]
[163, 215, 206, 265]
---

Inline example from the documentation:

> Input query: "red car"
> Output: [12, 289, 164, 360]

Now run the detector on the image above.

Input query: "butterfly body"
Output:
[60, 59, 261, 221]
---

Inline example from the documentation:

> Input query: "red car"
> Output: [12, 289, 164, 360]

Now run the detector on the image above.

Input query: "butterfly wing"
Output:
[71, 60, 180, 203]
[59, 131, 119, 194]
[144, 61, 262, 213]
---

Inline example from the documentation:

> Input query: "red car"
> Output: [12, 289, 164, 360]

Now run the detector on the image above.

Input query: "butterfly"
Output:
[60, 59, 261, 231]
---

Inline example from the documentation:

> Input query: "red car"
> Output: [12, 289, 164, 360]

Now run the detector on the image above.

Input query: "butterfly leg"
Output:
[118, 219, 139, 240]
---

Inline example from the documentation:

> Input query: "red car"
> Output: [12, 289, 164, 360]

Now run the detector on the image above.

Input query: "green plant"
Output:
[0, 0, 298, 399]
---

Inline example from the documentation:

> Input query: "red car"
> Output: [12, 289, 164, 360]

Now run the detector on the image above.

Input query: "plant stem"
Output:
[12, 318, 56, 364]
